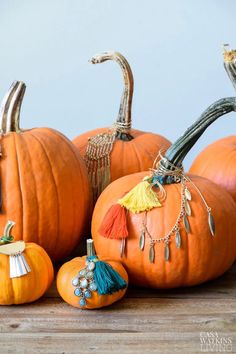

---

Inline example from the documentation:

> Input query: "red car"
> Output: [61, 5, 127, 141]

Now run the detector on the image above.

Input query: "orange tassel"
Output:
[99, 204, 128, 239]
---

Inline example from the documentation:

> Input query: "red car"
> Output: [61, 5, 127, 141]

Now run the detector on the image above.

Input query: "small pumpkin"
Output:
[92, 96, 236, 289]
[0, 221, 54, 305]
[0, 81, 90, 261]
[57, 239, 128, 309]
[73, 51, 171, 202]
[190, 46, 236, 202]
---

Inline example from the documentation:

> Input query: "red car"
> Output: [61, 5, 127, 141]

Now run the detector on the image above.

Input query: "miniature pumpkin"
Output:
[57, 239, 128, 309]
[92, 96, 236, 289]
[0, 221, 54, 305]
[190, 46, 236, 202]
[73, 51, 171, 202]
[0, 81, 90, 261]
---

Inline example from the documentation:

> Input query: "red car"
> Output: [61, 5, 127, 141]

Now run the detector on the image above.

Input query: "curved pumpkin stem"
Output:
[0, 81, 26, 134]
[90, 51, 134, 141]
[158, 46, 236, 171]
[160, 97, 236, 170]
[0, 220, 15, 244]
[223, 44, 236, 91]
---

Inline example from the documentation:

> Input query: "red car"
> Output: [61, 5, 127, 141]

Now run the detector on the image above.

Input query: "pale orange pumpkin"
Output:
[189, 136, 236, 202]
[92, 97, 236, 289]
[73, 51, 171, 202]
[0, 221, 54, 305]
[190, 47, 236, 203]
[0, 81, 90, 261]
[57, 240, 128, 309]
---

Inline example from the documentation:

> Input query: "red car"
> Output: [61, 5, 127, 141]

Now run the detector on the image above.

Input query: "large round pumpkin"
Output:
[0, 81, 90, 261]
[92, 97, 236, 288]
[73, 51, 171, 202]
[0, 221, 54, 305]
[190, 47, 236, 202]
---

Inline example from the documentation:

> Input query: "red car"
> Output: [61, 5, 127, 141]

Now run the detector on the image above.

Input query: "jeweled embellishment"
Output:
[72, 277, 79, 286]
[72, 259, 98, 307]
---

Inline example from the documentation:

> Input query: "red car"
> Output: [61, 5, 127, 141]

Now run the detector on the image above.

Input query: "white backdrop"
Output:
[0, 0, 236, 167]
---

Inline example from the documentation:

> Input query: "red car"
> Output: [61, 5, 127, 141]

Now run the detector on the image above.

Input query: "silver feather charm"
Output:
[183, 215, 190, 234]
[184, 199, 192, 216]
[139, 230, 145, 251]
[149, 245, 155, 263]
[164, 244, 170, 261]
[208, 212, 215, 236]
[185, 188, 192, 201]
[175, 230, 181, 248]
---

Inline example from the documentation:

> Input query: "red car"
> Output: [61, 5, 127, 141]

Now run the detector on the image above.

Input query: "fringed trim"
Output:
[85, 131, 116, 203]
[98, 204, 128, 239]
[87, 256, 127, 295]
[118, 177, 162, 213]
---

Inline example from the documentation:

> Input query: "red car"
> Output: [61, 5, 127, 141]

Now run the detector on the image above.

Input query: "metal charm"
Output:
[208, 212, 215, 236]
[164, 244, 170, 261]
[149, 245, 155, 263]
[139, 230, 145, 251]
[0, 240, 31, 278]
[175, 230, 181, 249]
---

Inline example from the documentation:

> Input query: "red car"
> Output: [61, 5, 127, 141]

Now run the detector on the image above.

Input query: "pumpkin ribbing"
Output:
[73, 51, 171, 202]
[0, 81, 90, 261]
[92, 96, 236, 289]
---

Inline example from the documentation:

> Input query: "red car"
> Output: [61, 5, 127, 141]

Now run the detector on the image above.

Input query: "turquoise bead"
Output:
[79, 298, 86, 307]
[74, 288, 82, 297]
[89, 282, 97, 292]
[84, 290, 92, 298]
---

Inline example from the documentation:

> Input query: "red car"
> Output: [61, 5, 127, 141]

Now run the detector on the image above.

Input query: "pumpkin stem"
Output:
[0, 220, 15, 244]
[90, 51, 134, 141]
[0, 81, 26, 134]
[160, 97, 236, 170]
[223, 44, 236, 91]
[86, 239, 96, 257]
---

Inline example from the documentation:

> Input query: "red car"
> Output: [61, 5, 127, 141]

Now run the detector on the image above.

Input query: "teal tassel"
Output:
[87, 255, 127, 295]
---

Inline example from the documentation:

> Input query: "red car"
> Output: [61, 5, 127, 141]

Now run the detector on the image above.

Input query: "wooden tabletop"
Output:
[0, 263, 235, 354]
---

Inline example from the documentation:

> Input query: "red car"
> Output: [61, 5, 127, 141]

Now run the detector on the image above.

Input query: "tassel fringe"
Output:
[87, 256, 127, 295]
[98, 204, 128, 239]
[118, 177, 162, 213]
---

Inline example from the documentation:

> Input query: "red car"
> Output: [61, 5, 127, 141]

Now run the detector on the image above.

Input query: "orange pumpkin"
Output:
[0, 221, 54, 305]
[57, 239, 128, 309]
[73, 51, 171, 202]
[190, 47, 236, 202]
[92, 97, 236, 289]
[189, 136, 236, 202]
[0, 81, 90, 261]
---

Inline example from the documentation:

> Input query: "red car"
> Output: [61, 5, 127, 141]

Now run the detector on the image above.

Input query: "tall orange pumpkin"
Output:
[190, 46, 236, 202]
[92, 96, 236, 289]
[0, 81, 90, 261]
[73, 51, 171, 202]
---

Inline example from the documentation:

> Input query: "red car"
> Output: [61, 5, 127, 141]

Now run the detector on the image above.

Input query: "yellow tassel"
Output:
[118, 177, 162, 213]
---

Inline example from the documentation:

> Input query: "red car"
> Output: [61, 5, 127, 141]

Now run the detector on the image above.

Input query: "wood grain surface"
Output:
[0, 263, 235, 354]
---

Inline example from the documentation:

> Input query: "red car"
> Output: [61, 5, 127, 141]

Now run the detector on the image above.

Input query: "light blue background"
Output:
[0, 0, 236, 168]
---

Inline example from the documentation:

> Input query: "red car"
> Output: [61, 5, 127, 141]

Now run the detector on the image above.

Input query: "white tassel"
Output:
[9, 253, 31, 279]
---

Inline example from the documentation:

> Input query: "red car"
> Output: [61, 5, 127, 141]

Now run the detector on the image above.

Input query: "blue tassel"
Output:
[87, 255, 127, 295]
